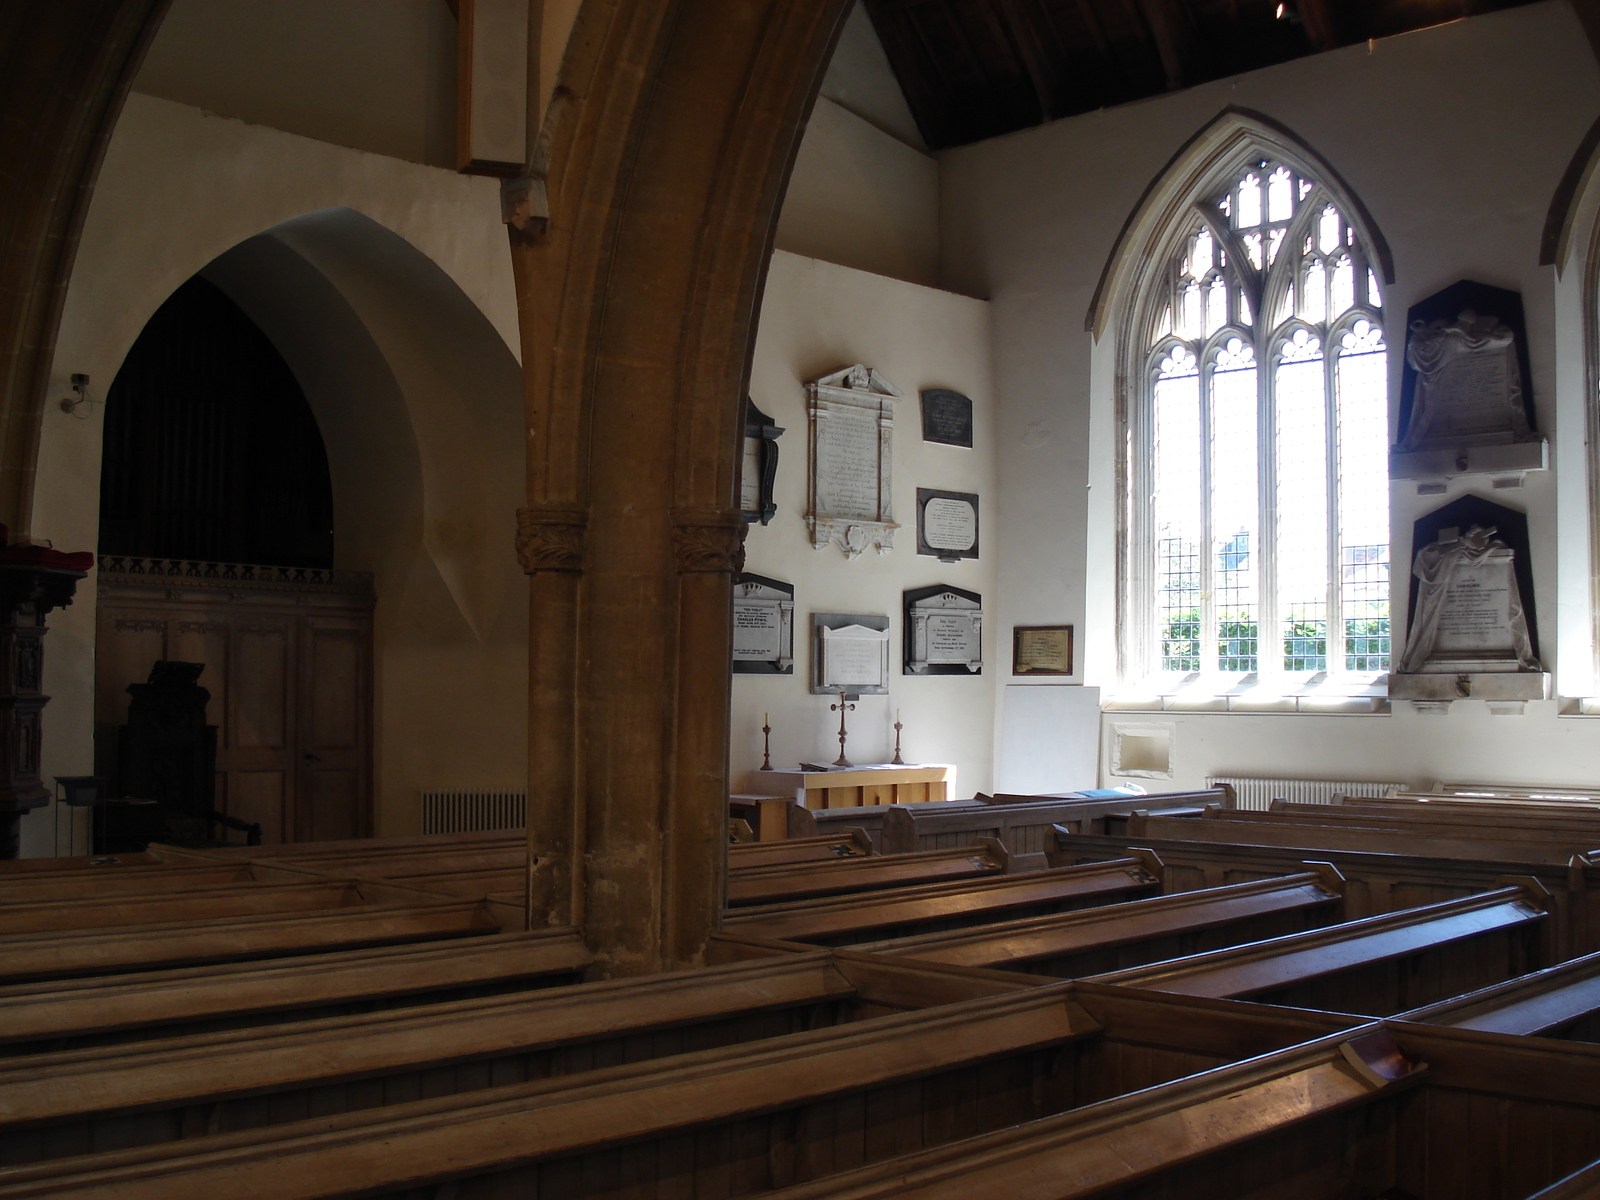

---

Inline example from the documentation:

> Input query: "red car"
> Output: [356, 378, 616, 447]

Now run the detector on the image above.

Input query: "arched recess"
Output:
[1541, 115, 1600, 696]
[31, 202, 526, 853]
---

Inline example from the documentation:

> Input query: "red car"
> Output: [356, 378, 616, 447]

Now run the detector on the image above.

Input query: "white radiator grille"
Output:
[420, 790, 527, 834]
[1207, 776, 1407, 812]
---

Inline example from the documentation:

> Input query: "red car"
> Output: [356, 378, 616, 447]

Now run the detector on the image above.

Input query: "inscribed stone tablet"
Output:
[924, 498, 976, 552]
[921, 389, 973, 447]
[1432, 560, 1517, 656]
[732, 602, 782, 660]
[925, 613, 979, 663]
[816, 411, 880, 520]
[822, 625, 887, 688]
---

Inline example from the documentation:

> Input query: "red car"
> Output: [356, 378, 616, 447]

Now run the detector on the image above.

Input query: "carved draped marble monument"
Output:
[1391, 282, 1546, 481]
[1391, 521, 1547, 702]
[806, 365, 899, 559]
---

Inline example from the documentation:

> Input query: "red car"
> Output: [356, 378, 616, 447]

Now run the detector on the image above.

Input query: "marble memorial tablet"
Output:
[1399, 310, 1531, 451]
[732, 574, 794, 674]
[1398, 524, 1539, 675]
[904, 585, 982, 675]
[916, 488, 979, 561]
[920, 389, 973, 448]
[812, 612, 890, 694]
[806, 366, 899, 558]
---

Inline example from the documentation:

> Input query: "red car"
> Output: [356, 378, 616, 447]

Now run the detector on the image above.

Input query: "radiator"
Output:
[420, 790, 527, 834]
[1206, 776, 1408, 812]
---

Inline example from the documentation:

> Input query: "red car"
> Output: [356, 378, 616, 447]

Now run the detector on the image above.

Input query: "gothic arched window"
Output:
[1136, 158, 1389, 683]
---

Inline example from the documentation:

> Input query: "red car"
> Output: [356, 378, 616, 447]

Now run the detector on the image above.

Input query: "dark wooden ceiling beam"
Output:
[1133, 0, 1191, 90]
[1295, 0, 1339, 52]
[979, 0, 1056, 123]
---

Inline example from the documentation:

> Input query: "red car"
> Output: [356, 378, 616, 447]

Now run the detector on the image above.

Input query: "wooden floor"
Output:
[3, 792, 1599, 1199]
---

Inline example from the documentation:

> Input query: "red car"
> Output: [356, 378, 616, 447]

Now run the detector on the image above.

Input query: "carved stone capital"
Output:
[516, 504, 589, 574]
[671, 508, 747, 574]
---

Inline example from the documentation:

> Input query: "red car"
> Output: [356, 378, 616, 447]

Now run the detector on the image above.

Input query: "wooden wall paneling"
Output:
[228, 617, 294, 842]
[297, 618, 370, 842]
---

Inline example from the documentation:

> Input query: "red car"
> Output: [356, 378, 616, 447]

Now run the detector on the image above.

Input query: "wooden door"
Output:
[96, 560, 374, 842]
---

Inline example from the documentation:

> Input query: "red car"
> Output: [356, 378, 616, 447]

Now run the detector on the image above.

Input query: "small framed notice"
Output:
[1012, 625, 1073, 676]
[916, 488, 979, 562]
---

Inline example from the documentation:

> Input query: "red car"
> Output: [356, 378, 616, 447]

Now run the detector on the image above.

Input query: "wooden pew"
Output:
[727, 840, 1009, 907]
[747, 1013, 1600, 1200]
[0, 898, 504, 984]
[0, 863, 260, 903]
[880, 788, 1232, 869]
[727, 829, 873, 868]
[0, 879, 381, 936]
[1124, 810, 1594, 866]
[1313, 796, 1600, 837]
[1397, 948, 1600, 1040]
[1046, 825, 1594, 961]
[0, 930, 592, 1054]
[0, 976, 1366, 1200]
[724, 855, 1164, 947]
[1254, 801, 1600, 845]
[789, 800, 994, 851]
[856, 870, 1343, 978]
[0, 951, 1047, 1166]
[1088, 885, 1548, 1015]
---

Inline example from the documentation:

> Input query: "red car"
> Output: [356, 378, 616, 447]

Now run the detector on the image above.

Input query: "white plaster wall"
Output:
[23, 93, 525, 854]
[734, 251, 996, 797]
[135, 0, 458, 168]
[939, 2, 1600, 792]
[775, 3, 940, 288]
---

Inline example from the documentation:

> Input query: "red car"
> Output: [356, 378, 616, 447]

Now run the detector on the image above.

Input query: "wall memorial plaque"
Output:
[739, 398, 783, 526]
[1012, 625, 1073, 676]
[805, 365, 899, 559]
[1391, 494, 1547, 702]
[811, 612, 889, 695]
[920, 389, 973, 448]
[731, 573, 794, 674]
[904, 585, 982, 675]
[916, 488, 979, 561]
[1392, 280, 1546, 480]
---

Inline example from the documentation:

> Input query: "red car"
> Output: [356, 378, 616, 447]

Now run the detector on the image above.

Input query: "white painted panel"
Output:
[997, 685, 1100, 795]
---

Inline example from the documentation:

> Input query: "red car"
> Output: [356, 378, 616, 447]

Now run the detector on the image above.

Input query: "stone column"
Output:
[0, 561, 89, 857]
[510, 0, 848, 974]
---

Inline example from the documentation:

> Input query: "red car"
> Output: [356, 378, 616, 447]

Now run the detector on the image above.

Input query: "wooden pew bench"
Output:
[723, 855, 1164, 947]
[728, 830, 874, 869]
[0, 951, 1046, 1166]
[791, 801, 993, 851]
[1222, 802, 1600, 851]
[1124, 810, 1594, 866]
[727, 841, 1009, 907]
[1045, 826, 1592, 962]
[751, 1014, 1600, 1200]
[0, 977, 1362, 1200]
[855, 870, 1343, 978]
[0, 863, 259, 904]
[1397, 948, 1600, 1040]
[0, 898, 504, 984]
[0, 879, 383, 937]
[879, 788, 1232, 869]
[1087, 885, 1549, 1016]
[0, 930, 592, 1054]
[1531, 1156, 1600, 1199]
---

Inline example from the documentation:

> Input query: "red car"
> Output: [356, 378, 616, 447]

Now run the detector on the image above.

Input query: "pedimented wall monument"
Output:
[806, 365, 899, 559]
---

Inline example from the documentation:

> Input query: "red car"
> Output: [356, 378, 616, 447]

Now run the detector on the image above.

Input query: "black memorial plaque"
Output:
[920, 389, 973, 448]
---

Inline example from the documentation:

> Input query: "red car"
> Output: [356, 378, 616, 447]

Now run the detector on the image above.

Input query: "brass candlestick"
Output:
[891, 708, 905, 765]
[830, 695, 857, 767]
[760, 712, 773, 771]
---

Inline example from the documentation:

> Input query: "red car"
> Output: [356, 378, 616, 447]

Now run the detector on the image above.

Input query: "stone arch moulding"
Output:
[1083, 106, 1395, 340]
[1539, 110, 1600, 271]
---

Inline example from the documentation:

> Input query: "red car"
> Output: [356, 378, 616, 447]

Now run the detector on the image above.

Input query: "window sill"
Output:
[1104, 672, 1389, 714]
